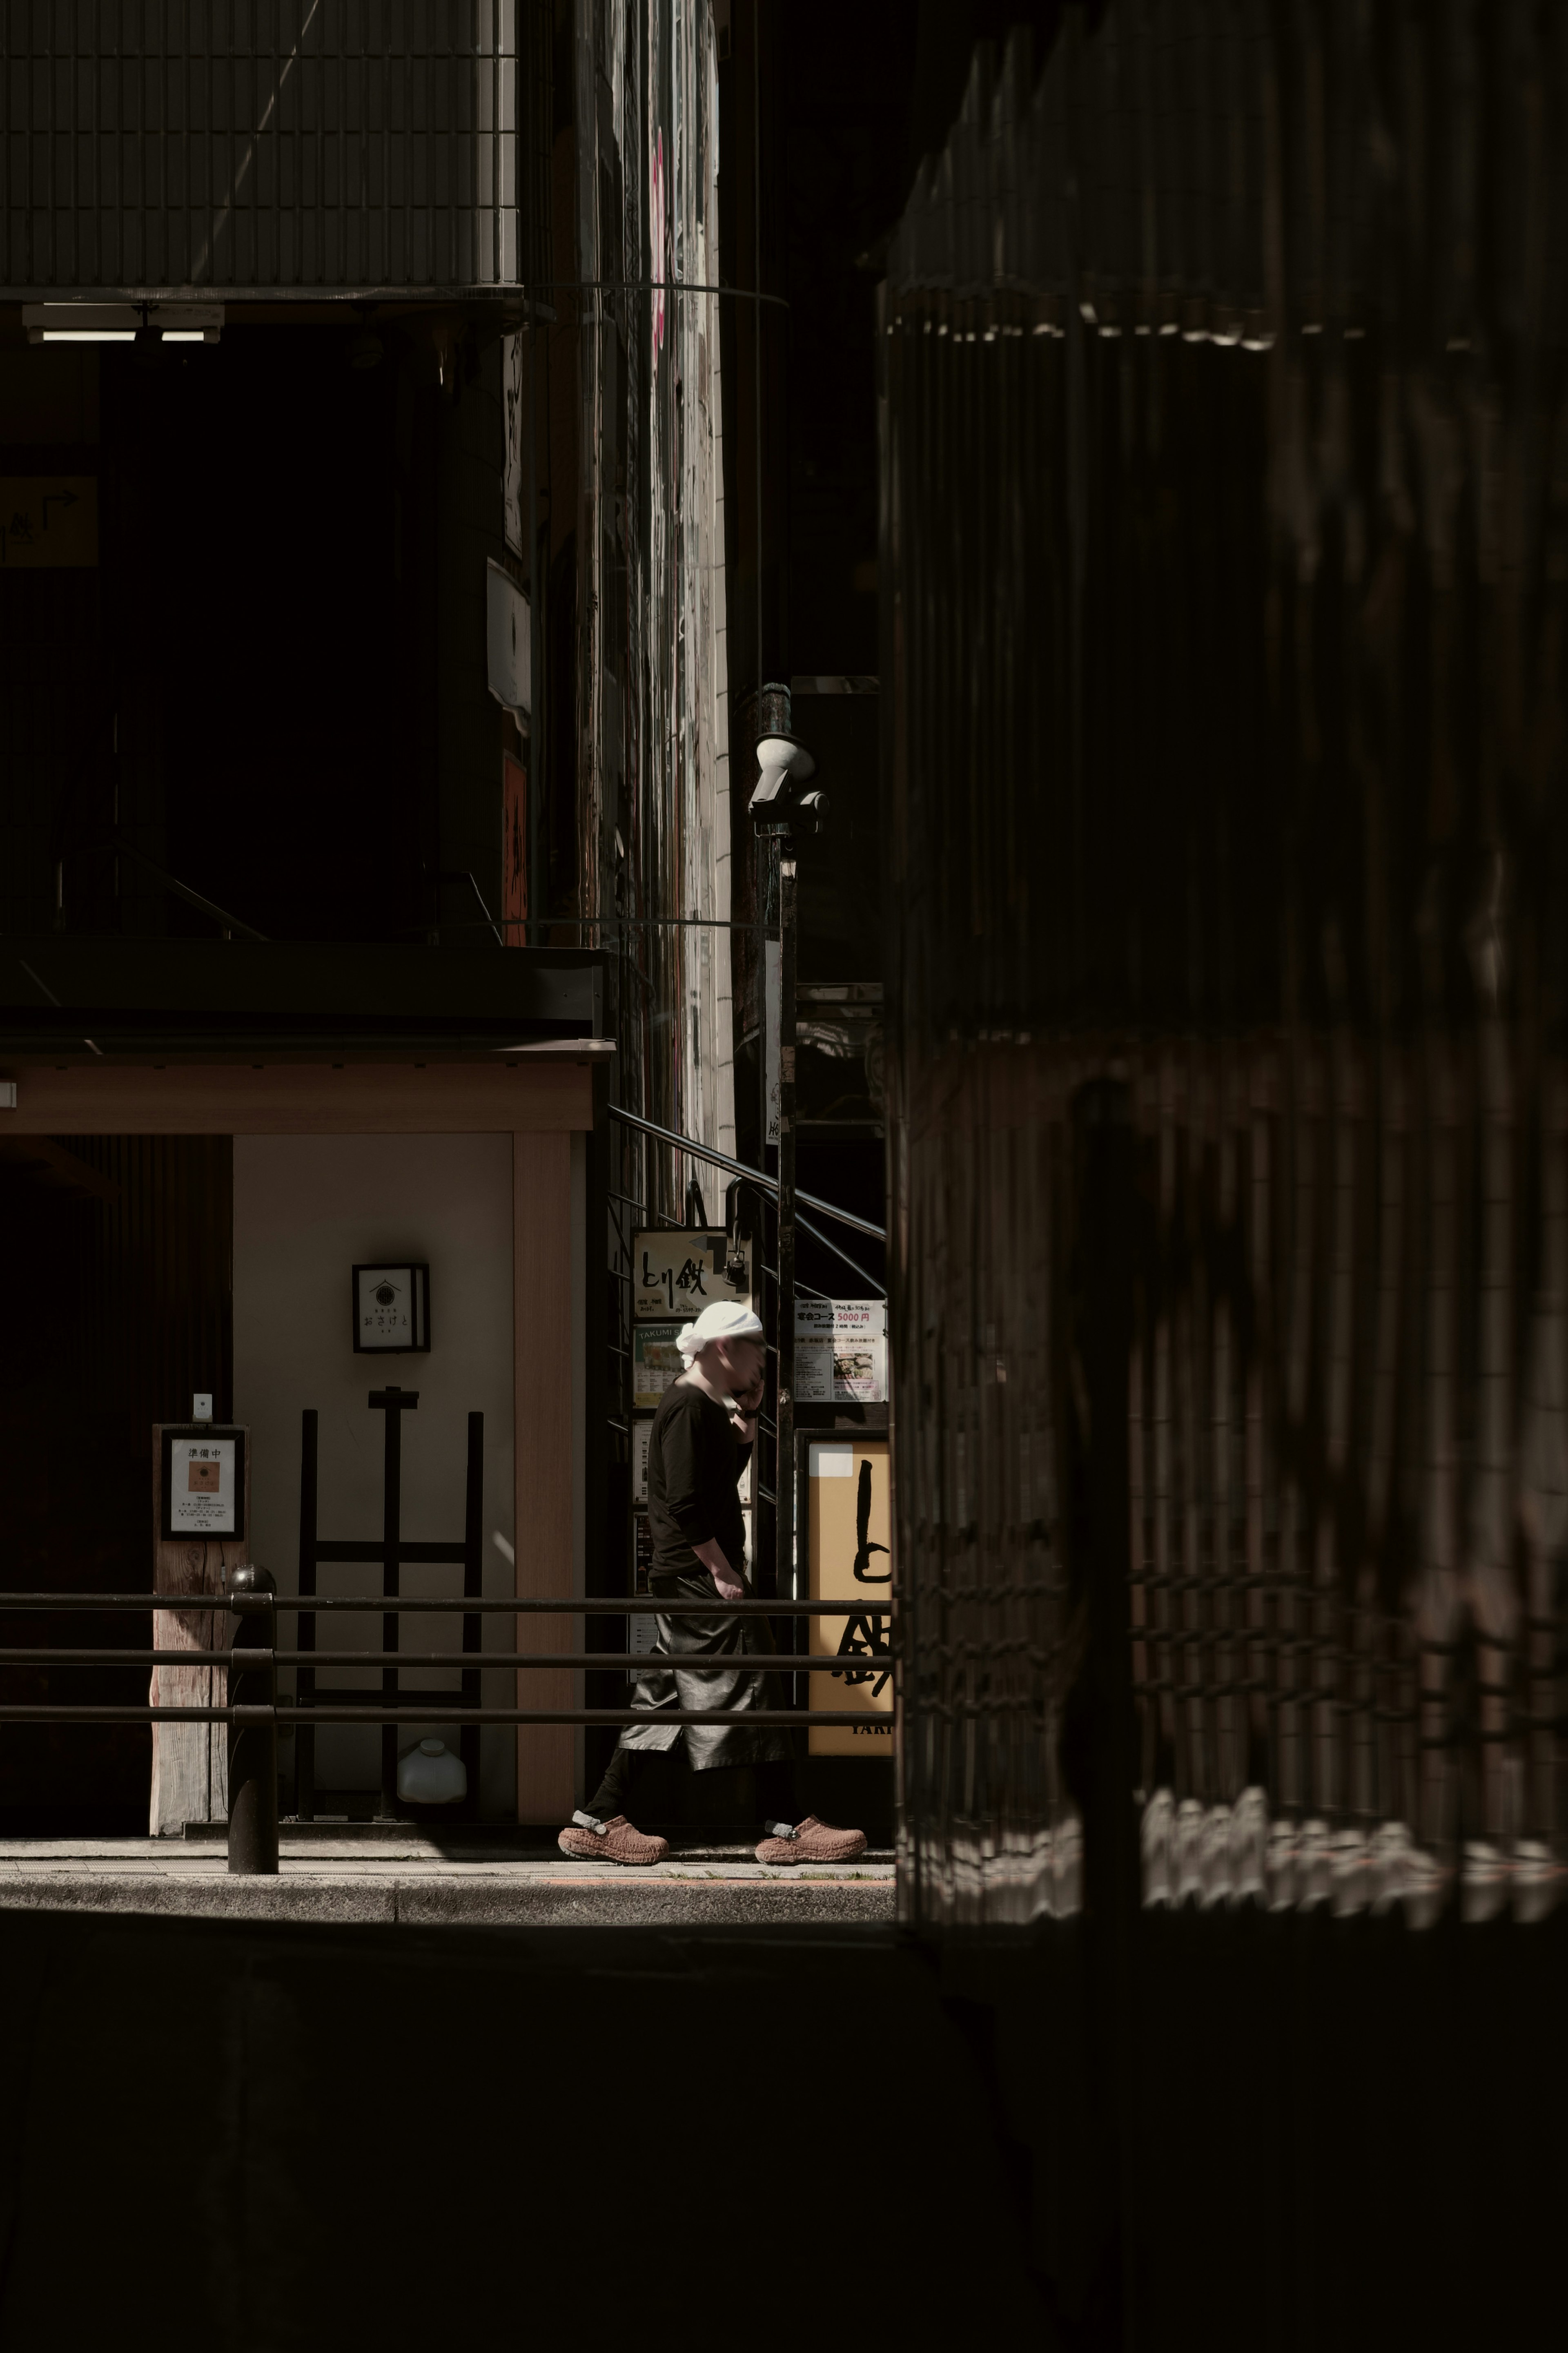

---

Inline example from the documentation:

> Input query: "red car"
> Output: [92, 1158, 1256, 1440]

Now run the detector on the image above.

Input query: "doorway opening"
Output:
[0, 1134, 232, 1832]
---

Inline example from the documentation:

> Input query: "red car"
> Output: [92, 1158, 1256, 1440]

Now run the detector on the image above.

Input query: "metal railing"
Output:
[0, 1570, 896, 1873]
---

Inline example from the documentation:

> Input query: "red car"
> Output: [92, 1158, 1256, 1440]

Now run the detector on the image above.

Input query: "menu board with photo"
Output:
[795, 1298, 887, 1404]
[631, 1320, 685, 1412]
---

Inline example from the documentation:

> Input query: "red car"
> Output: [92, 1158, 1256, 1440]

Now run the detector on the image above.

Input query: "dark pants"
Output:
[584, 1743, 801, 1833]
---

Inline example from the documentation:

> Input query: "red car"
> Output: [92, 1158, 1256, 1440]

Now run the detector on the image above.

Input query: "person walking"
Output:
[559, 1299, 867, 1867]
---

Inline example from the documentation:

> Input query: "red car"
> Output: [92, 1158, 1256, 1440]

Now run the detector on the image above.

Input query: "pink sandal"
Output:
[755, 1815, 868, 1866]
[557, 1812, 670, 1866]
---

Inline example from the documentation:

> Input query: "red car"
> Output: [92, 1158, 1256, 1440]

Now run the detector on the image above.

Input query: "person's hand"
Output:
[728, 1377, 760, 1436]
[693, 1536, 747, 1601]
[730, 1374, 764, 1441]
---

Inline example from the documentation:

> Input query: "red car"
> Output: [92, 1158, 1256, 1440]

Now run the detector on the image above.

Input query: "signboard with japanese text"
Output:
[629, 1514, 658, 1659]
[633, 1230, 751, 1321]
[807, 1438, 893, 1756]
[0, 477, 98, 567]
[352, 1262, 430, 1353]
[160, 1427, 246, 1541]
[632, 1320, 684, 1411]
[796, 1298, 887, 1404]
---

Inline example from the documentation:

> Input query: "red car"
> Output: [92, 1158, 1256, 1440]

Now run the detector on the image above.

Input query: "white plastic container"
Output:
[396, 1738, 467, 1806]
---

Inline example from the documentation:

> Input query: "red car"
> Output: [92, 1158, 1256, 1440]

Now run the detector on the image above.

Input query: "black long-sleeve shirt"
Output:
[646, 1379, 753, 1581]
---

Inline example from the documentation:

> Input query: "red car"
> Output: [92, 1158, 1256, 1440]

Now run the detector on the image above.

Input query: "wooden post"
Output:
[149, 1425, 250, 1836]
[513, 1130, 576, 1822]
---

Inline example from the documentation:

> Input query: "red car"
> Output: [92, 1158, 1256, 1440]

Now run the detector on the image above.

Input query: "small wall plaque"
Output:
[352, 1262, 431, 1354]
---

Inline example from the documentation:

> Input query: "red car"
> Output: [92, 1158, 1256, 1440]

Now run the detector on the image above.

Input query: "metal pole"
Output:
[752, 0, 763, 710]
[756, 818, 773, 1589]
[775, 838, 797, 1606]
[226, 1565, 278, 1875]
[751, 0, 770, 1600]
[755, 681, 793, 1601]
[371, 1386, 418, 1817]
[461, 1410, 484, 1813]
[296, 1408, 317, 1821]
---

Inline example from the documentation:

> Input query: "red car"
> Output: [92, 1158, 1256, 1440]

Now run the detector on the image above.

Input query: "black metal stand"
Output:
[461, 1410, 483, 1805]
[296, 1410, 319, 1818]
[227, 1565, 278, 1874]
[375, 1385, 415, 1815]
[293, 1392, 485, 1822]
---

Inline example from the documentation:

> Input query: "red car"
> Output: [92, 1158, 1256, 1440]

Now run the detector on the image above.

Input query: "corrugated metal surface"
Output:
[884, 8, 1568, 1934]
[2, 2, 551, 294]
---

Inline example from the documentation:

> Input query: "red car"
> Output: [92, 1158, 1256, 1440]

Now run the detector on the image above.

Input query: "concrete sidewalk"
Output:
[0, 1836, 896, 1925]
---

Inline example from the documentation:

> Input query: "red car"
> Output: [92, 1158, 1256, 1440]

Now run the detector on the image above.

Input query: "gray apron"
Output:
[616, 1569, 795, 1771]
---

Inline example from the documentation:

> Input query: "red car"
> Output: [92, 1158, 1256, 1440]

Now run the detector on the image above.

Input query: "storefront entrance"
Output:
[0, 941, 606, 1833]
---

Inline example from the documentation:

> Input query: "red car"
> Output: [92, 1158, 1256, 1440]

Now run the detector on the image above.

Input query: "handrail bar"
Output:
[0, 1572, 895, 1869]
[0, 1650, 891, 1671]
[608, 1104, 886, 1242]
[0, 1706, 887, 1729]
[0, 1594, 892, 1615]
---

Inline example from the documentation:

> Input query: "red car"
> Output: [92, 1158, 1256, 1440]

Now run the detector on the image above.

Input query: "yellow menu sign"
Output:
[0, 478, 98, 567]
[808, 1438, 894, 1757]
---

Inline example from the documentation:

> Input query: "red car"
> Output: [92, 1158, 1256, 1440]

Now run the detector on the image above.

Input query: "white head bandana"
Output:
[676, 1299, 766, 1363]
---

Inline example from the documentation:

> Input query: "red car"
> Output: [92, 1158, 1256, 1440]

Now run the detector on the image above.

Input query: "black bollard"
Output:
[227, 1563, 280, 1875]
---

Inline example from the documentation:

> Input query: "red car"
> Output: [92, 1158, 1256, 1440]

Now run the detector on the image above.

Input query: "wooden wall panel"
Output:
[0, 1060, 596, 1136]
[512, 1130, 577, 1822]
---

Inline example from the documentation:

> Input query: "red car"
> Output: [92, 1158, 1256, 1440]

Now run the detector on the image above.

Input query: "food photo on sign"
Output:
[632, 1321, 684, 1412]
[795, 1300, 887, 1404]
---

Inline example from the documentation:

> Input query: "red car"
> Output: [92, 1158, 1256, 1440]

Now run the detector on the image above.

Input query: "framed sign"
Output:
[796, 1298, 887, 1404]
[807, 1438, 893, 1756]
[160, 1426, 247, 1541]
[632, 1320, 684, 1411]
[633, 1230, 751, 1320]
[630, 1417, 652, 1505]
[352, 1262, 431, 1353]
[629, 1514, 658, 1661]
